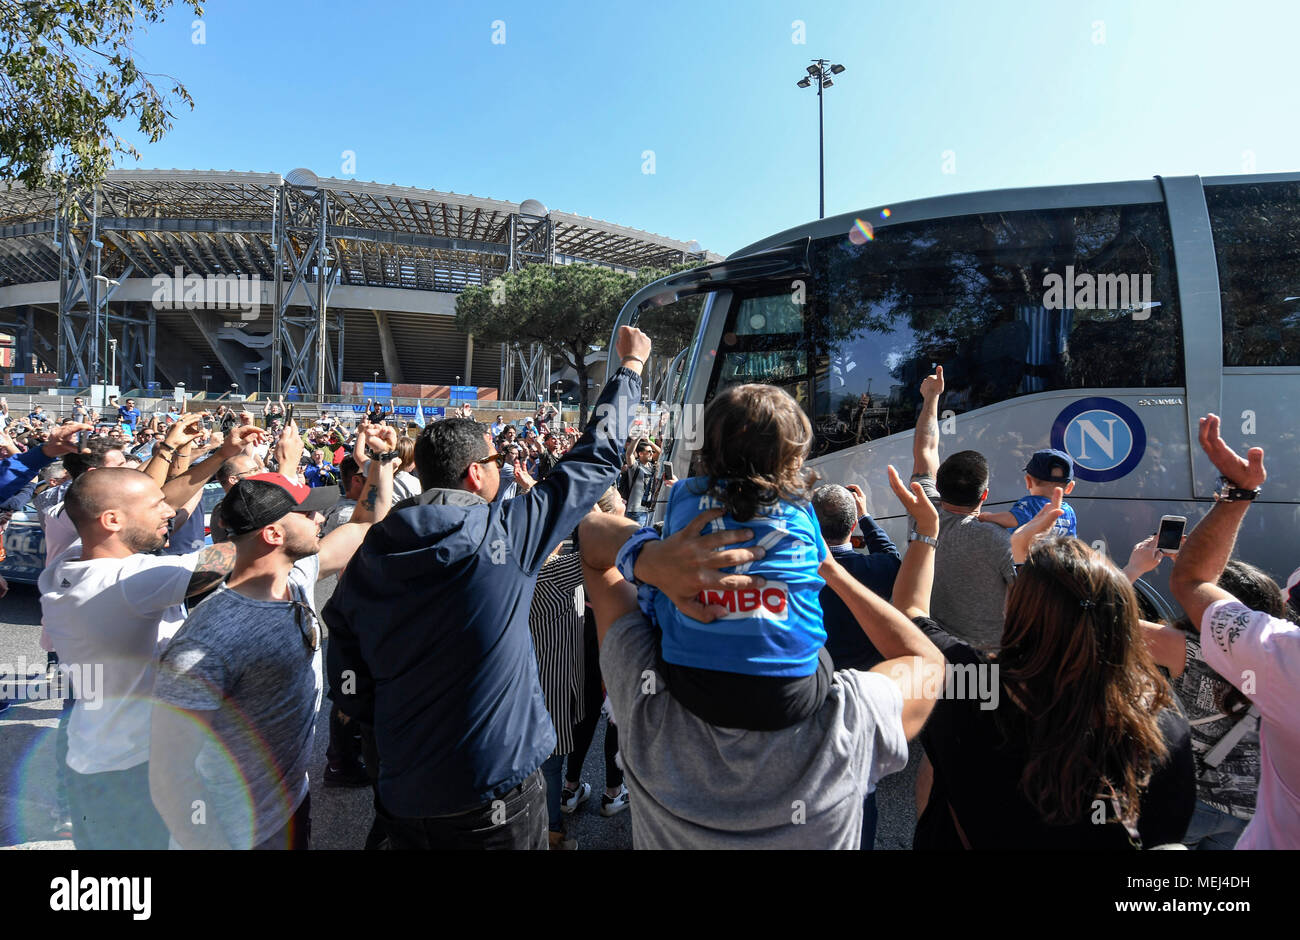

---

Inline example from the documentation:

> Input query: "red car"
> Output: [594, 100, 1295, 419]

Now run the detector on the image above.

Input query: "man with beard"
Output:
[148, 424, 396, 850]
[39, 460, 256, 849]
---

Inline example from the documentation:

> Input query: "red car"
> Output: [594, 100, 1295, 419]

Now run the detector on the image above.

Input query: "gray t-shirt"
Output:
[912, 474, 1015, 651]
[154, 554, 323, 849]
[600, 610, 908, 849]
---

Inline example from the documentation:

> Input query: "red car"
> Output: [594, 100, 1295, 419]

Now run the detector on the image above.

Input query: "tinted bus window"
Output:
[1206, 181, 1300, 367]
[808, 204, 1182, 457]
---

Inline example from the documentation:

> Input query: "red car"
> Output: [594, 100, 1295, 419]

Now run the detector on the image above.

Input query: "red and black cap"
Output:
[223, 472, 337, 536]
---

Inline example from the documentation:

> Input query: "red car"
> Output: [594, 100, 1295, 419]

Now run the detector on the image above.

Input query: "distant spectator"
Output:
[303, 450, 339, 488]
[117, 398, 141, 435]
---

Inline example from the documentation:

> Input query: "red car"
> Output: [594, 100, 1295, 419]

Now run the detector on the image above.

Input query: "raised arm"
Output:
[502, 326, 650, 574]
[886, 465, 939, 620]
[162, 424, 267, 512]
[316, 423, 396, 579]
[1170, 414, 1266, 627]
[911, 365, 944, 479]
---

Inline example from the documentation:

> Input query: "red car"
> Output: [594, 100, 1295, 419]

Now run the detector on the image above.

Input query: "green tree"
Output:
[456, 260, 705, 423]
[0, 0, 203, 192]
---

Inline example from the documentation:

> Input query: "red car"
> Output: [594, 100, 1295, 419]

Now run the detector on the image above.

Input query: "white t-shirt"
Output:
[1200, 599, 1300, 850]
[39, 546, 200, 775]
[39, 493, 79, 564]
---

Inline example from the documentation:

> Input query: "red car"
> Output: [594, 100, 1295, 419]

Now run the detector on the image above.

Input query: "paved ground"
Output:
[1, 577, 919, 850]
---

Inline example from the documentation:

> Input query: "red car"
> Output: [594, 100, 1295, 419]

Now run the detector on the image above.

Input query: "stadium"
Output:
[0, 168, 719, 402]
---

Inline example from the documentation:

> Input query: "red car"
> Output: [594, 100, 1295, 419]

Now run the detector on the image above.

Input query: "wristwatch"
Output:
[908, 532, 939, 547]
[1213, 476, 1260, 503]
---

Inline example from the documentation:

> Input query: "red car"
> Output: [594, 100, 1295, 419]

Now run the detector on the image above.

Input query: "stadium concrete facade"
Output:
[0, 168, 718, 398]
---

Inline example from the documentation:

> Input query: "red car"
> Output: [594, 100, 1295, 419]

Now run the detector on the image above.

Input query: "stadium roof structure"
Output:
[0, 169, 719, 397]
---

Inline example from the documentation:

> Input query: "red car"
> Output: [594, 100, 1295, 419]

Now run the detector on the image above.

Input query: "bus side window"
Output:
[1207, 180, 1300, 367]
[808, 203, 1184, 458]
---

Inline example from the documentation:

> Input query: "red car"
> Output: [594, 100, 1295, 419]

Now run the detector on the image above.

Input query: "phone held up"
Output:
[1156, 515, 1187, 556]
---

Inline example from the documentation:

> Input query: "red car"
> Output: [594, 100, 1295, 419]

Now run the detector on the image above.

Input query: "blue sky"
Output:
[119, 0, 1299, 256]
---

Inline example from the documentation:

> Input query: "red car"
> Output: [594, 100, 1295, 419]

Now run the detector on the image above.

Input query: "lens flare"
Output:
[880, 208, 892, 219]
[848, 219, 874, 245]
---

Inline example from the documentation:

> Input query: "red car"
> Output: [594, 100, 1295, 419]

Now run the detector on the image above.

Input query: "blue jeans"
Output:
[1183, 799, 1248, 850]
[541, 752, 565, 833]
[860, 790, 878, 850]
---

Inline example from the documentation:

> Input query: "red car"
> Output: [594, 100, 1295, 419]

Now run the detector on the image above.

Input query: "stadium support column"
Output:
[55, 190, 99, 386]
[271, 183, 340, 396]
[464, 334, 474, 386]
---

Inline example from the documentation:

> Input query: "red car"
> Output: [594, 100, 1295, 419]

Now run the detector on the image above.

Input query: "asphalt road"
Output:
[0, 576, 919, 850]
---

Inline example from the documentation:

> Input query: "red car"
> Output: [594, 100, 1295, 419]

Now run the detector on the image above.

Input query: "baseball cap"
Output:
[223, 473, 337, 536]
[1025, 449, 1073, 483]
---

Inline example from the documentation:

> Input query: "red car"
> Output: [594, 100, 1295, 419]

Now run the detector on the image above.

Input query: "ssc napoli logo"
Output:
[1051, 398, 1146, 483]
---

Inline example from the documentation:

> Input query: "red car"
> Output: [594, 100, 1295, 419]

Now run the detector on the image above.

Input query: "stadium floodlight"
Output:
[795, 60, 847, 219]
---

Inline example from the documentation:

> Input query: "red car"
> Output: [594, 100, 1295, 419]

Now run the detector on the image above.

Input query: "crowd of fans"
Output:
[0, 331, 1296, 851]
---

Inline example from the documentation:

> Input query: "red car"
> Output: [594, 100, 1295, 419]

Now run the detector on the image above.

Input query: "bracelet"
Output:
[620, 356, 645, 367]
[365, 447, 400, 463]
[616, 526, 661, 585]
[908, 532, 938, 548]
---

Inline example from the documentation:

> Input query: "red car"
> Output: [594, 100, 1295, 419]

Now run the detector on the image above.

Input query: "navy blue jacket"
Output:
[820, 515, 902, 672]
[323, 368, 640, 817]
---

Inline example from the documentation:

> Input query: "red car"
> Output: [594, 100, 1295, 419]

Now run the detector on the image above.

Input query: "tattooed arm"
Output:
[185, 542, 236, 597]
[912, 366, 943, 479]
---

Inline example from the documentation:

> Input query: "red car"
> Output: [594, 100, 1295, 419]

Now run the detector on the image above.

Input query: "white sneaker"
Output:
[560, 781, 591, 815]
[600, 784, 630, 817]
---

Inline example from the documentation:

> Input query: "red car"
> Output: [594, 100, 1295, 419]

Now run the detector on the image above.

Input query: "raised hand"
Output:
[40, 422, 93, 457]
[920, 364, 944, 400]
[636, 508, 765, 622]
[1198, 413, 1265, 490]
[845, 482, 869, 519]
[165, 412, 209, 448]
[887, 465, 939, 538]
[1010, 486, 1064, 564]
[614, 324, 652, 368]
[219, 424, 267, 457]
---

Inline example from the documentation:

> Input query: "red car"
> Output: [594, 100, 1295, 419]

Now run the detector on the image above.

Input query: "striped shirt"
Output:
[528, 551, 586, 754]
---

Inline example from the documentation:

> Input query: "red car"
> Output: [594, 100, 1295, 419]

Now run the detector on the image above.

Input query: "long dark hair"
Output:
[697, 384, 819, 521]
[1175, 559, 1285, 717]
[998, 537, 1171, 829]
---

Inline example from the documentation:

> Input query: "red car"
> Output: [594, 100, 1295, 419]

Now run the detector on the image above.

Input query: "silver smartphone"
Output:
[1156, 515, 1187, 555]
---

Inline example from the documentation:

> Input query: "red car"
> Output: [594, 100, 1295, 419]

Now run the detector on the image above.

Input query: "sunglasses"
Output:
[290, 599, 320, 652]
[473, 451, 509, 469]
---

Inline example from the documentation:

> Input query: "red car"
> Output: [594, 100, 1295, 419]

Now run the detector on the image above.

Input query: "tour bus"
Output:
[609, 173, 1300, 615]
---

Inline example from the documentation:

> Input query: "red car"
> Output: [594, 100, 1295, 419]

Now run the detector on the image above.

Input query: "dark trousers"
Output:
[253, 793, 311, 850]
[565, 609, 624, 790]
[66, 761, 170, 850]
[326, 706, 364, 770]
[860, 790, 878, 851]
[383, 769, 548, 850]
